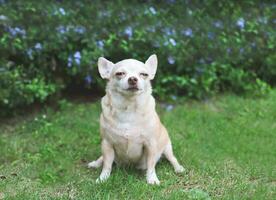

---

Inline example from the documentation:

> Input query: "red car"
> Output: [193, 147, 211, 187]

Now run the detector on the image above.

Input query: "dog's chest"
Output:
[101, 113, 147, 162]
[100, 95, 156, 162]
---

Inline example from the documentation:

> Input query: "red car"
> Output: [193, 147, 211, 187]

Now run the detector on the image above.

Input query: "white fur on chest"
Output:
[101, 110, 147, 163]
[100, 93, 155, 163]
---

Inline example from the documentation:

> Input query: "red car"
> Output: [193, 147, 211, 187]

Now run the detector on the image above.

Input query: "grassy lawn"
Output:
[0, 90, 275, 200]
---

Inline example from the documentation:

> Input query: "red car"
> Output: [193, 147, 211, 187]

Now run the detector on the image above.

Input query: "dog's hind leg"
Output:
[88, 156, 103, 169]
[163, 143, 184, 173]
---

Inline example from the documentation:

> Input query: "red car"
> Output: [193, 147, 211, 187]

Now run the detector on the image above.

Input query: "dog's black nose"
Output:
[128, 76, 138, 85]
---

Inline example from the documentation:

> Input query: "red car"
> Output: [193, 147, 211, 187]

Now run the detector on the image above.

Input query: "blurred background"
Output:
[0, 0, 275, 116]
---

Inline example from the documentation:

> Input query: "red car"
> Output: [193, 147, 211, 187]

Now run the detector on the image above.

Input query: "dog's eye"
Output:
[115, 72, 125, 76]
[140, 73, 149, 77]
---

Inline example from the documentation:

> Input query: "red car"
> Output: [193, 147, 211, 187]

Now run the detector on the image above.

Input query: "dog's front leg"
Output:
[145, 144, 160, 185]
[96, 139, 114, 183]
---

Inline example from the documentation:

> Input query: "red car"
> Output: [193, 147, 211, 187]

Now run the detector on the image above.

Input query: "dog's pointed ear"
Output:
[145, 54, 158, 80]
[98, 57, 114, 79]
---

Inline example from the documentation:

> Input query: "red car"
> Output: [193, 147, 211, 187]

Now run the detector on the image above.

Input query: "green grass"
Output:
[0, 91, 276, 199]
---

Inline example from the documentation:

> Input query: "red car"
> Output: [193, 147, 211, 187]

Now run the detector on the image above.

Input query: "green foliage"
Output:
[0, 0, 275, 114]
[0, 64, 57, 115]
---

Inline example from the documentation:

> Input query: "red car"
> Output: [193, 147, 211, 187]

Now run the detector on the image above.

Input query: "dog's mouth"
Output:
[126, 86, 140, 92]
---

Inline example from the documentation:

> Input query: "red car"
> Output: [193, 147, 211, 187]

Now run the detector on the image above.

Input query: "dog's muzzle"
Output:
[128, 76, 138, 86]
[127, 77, 139, 91]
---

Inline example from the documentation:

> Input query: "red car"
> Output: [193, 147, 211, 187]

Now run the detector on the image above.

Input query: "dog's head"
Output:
[98, 55, 157, 96]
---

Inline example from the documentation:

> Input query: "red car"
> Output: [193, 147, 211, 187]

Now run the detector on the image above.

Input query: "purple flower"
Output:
[67, 56, 73, 68]
[119, 12, 126, 21]
[251, 42, 256, 48]
[166, 0, 176, 4]
[169, 38, 177, 46]
[227, 48, 232, 54]
[15, 27, 26, 35]
[199, 58, 205, 64]
[258, 17, 268, 24]
[213, 20, 223, 28]
[74, 51, 81, 59]
[99, 10, 111, 18]
[182, 28, 193, 37]
[236, 18, 245, 29]
[0, 15, 7, 20]
[56, 25, 67, 34]
[206, 57, 213, 64]
[34, 43, 42, 50]
[124, 26, 133, 38]
[163, 41, 169, 46]
[166, 104, 174, 111]
[74, 51, 81, 65]
[26, 49, 33, 59]
[146, 26, 156, 33]
[167, 56, 175, 64]
[207, 32, 215, 40]
[264, 32, 272, 38]
[187, 9, 193, 16]
[8, 27, 26, 37]
[74, 26, 86, 34]
[163, 27, 175, 36]
[8, 28, 17, 36]
[85, 75, 92, 84]
[152, 41, 160, 48]
[196, 66, 204, 75]
[96, 40, 104, 49]
[59, 8, 66, 15]
[149, 7, 157, 15]
[239, 48, 244, 54]
[171, 95, 177, 100]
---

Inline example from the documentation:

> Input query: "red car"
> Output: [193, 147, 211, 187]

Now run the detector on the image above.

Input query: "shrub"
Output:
[0, 0, 275, 115]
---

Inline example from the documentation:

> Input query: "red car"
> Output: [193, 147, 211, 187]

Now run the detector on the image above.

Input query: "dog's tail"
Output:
[88, 156, 103, 169]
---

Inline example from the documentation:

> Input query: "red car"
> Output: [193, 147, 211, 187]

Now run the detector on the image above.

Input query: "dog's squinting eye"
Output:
[140, 73, 149, 77]
[115, 72, 125, 76]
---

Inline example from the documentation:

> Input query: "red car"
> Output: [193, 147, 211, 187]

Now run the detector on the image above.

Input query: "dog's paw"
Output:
[88, 161, 101, 169]
[174, 165, 185, 173]
[147, 174, 160, 185]
[96, 171, 110, 183]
